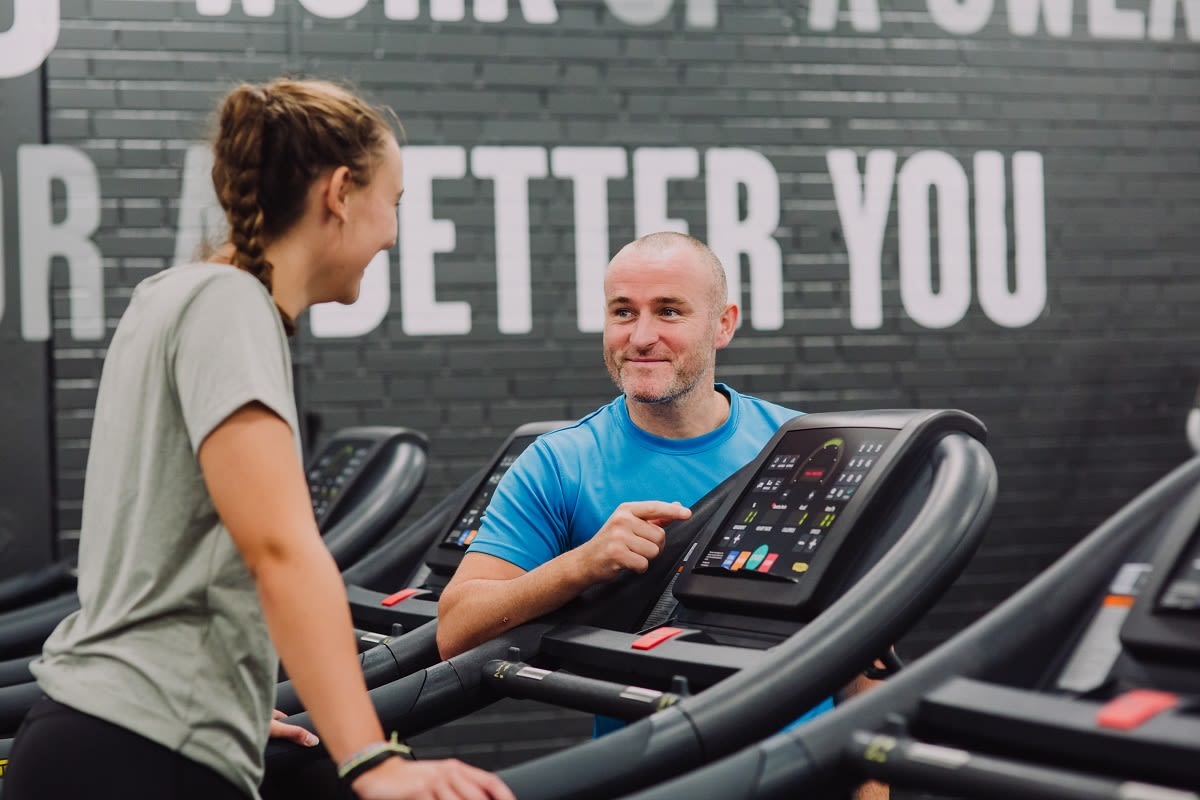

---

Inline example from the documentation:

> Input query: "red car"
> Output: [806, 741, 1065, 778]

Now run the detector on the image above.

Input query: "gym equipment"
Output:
[620, 453, 1200, 800]
[274, 420, 573, 715]
[1187, 384, 1200, 454]
[343, 420, 574, 636]
[305, 426, 429, 571]
[262, 409, 997, 800]
[0, 562, 75, 615]
[0, 426, 430, 735]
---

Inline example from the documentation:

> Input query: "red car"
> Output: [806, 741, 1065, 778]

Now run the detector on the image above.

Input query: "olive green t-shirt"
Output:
[34, 263, 300, 798]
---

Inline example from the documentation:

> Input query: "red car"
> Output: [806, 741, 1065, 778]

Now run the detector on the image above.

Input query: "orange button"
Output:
[1096, 689, 1179, 730]
[381, 588, 420, 607]
[631, 627, 685, 651]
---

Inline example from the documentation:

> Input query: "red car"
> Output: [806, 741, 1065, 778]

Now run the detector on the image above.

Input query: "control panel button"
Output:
[631, 627, 685, 650]
[1095, 689, 1179, 730]
[381, 588, 421, 607]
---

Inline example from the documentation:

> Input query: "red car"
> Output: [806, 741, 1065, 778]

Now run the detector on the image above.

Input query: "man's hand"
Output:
[573, 501, 692, 584]
[438, 499, 693, 658]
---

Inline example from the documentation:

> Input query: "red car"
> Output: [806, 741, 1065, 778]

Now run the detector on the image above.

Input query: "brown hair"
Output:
[210, 78, 402, 334]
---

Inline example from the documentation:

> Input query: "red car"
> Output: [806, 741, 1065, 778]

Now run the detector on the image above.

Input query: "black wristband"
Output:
[337, 734, 415, 787]
[340, 750, 403, 786]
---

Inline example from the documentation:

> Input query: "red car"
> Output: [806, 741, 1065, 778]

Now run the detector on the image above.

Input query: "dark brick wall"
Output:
[0, 65, 55, 574]
[3, 0, 1198, 769]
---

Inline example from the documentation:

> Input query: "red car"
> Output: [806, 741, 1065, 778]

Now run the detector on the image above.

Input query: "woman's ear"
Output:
[323, 165, 353, 224]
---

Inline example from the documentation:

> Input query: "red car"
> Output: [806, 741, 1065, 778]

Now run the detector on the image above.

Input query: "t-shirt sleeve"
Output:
[172, 274, 297, 454]
[467, 440, 572, 572]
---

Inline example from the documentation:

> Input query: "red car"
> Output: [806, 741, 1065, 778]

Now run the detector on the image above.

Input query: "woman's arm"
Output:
[200, 402, 512, 800]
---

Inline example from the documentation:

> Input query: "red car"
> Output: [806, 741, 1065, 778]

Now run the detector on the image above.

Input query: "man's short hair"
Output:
[616, 231, 729, 315]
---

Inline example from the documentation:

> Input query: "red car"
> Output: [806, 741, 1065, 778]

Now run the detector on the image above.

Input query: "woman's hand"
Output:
[351, 757, 515, 800]
[268, 708, 320, 747]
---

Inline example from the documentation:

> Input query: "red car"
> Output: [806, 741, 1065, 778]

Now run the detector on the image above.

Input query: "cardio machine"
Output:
[0, 426, 427, 664]
[262, 409, 998, 800]
[620, 452, 1200, 799]
[0, 426, 429, 739]
[274, 420, 574, 715]
[0, 422, 576, 795]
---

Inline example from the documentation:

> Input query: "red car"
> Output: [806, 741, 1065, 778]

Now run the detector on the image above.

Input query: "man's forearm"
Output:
[842, 673, 888, 799]
[856, 780, 889, 800]
[437, 552, 592, 658]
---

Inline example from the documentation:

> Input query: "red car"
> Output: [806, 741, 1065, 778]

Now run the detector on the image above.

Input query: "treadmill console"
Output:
[1120, 483, 1200, 662]
[307, 427, 427, 529]
[674, 410, 984, 619]
[423, 420, 572, 575]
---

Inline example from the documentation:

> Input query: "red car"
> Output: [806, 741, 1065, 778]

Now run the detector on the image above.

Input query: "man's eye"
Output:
[661, 308, 681, 317]
[613, 308, 633, 318]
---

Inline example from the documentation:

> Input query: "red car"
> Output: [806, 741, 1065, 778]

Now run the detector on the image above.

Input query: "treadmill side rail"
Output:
[846, 730, 1200, 800]
[917, 677, 1200, 787]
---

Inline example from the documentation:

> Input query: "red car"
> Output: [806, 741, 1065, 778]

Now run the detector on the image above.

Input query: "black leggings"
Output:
[6, 695, 249, 800]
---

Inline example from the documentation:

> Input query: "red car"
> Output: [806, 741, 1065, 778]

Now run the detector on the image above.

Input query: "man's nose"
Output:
[629, 315, 659, 348]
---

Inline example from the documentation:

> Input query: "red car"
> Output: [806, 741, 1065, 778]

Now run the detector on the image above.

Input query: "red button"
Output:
[381, 588, 421, 607]
[631, 627, 685, 651]
[1096, 689, 1179, 730]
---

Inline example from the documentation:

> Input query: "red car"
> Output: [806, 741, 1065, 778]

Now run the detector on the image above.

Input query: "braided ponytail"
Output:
[208, 79, 401, 336]
[210, 84, 291, 333]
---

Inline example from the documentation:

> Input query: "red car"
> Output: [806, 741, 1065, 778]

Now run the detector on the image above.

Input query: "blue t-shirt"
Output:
[468, 384, 801, 570]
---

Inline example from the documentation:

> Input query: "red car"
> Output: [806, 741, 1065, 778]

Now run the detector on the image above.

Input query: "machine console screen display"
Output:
[440, 437, 536, 550]
[694, 428, 897, 582]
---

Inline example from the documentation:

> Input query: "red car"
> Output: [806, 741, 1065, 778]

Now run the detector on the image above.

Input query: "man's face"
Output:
[602, 246, 733, 405]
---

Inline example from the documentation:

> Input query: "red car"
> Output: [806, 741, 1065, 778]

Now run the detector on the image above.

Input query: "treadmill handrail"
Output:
[321, 427, 430, 571]
[496, 431, 997, 800]
[0, 560, 76, 614]
[0, 591, 80, 662]
[843, 730, 1197, 800]
[340, 466, 484, 591]
[620, 454, 1200, 800]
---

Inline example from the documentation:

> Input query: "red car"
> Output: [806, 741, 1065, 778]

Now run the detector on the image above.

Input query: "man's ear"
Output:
[323, 165, 353, 223]
[714, 303, 738, 349]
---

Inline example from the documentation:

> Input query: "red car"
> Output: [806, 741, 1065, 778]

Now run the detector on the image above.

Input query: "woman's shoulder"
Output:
[133, 262, 271, 315]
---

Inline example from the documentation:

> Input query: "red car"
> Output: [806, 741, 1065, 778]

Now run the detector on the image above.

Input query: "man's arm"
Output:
[437, 500, 691, 659]
[840, 672, 888, 800]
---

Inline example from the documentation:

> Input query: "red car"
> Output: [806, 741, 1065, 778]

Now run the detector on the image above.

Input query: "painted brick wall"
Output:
[0, 63, 55, 575]
[8, 0, 1199, 771]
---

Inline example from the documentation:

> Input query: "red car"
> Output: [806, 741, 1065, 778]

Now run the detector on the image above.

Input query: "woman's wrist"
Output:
[337, 733, 414, 786]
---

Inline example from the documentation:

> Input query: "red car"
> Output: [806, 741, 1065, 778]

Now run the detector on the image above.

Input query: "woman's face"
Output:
[325, 136, 404, 305]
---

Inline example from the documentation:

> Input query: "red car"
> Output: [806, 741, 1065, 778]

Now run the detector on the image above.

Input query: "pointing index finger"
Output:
[626, 500, 692, 521]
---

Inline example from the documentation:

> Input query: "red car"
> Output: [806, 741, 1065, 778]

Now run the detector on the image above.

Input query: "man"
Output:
[439, 230, 883, 796]
[437, 232, 885, 797]
[438, 230, 797, 656]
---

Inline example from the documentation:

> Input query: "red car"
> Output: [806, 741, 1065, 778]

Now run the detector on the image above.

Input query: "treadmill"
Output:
[274, 420, 574, 715]
[0, 425, 428, 666]
[0, 425, 430, 737]
[304, 426, 430, 572]
[621, 454, 1200, 800]
[343, 420, 575, 636]
[261, 409, 998, 800]
[1188, 383, 1200, 454]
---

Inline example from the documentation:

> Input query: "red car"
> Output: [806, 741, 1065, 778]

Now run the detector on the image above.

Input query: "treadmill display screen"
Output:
[440, 437, 536, 549]
[695, 428, 897, 582]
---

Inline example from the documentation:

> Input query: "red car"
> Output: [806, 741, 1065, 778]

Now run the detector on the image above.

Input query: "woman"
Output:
[7, 78, 513, 800]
